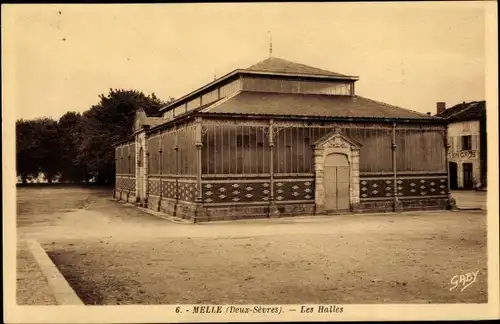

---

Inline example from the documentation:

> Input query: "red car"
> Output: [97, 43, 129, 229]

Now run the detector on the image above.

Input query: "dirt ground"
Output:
[16, 186, 488, 305]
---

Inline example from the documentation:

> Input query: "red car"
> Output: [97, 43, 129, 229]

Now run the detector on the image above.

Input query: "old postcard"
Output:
[3, 1, 499, 323]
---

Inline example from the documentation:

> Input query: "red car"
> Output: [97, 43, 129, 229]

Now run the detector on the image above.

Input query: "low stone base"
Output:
[195, 205, 269, 222]
[147, 196, 161, 212]
[276, 203, 315, 217]
[177, 203, 198, 221]
[195, 203, 316, 222]
[128, 194, 138, 204]
[114, 189, 136, 204]
[356, 200, 395, 213]
[400, 198, 448, 211]
[144, 196, 196, 222]
[356, 198, 448, 213]
[114, 192, 449, 222]
[447, 196, 459, 210]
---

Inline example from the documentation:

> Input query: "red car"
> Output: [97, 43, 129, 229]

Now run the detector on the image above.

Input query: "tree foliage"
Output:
[58, 111, 86, 182]
[16, 119, 38, 184]
[16, 117, 61, 183]
[16, 89, 170, 185]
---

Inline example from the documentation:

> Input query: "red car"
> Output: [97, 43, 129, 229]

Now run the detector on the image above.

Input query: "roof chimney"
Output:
[436, 102, 446, 115]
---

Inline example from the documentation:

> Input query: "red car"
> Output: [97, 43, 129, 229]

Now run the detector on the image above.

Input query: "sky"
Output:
[3, 2, 490, 120]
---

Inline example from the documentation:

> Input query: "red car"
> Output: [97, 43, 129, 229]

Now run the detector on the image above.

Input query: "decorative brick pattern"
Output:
[360, 178, 394, 198]
[179, 182, 197, 202]
[396, 177, 448, 197]
[161, 181, 176, 199]
[148, 179, 161, 196]
[202, 181, 271, 203]
[156, 179, 197, 202]
[273, 179, 314, 201]
[116, 176, 136, 192]
[359, 176, 448, 199]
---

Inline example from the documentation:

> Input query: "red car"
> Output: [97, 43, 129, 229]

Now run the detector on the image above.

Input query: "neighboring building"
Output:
[114, 56, 451, 222]
[436, 101, 487, 190]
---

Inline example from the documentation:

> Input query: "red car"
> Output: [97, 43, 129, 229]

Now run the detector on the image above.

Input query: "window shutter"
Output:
[471, 135, 478, 151]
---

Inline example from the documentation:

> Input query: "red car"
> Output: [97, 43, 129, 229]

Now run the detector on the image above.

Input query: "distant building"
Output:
[436, 101, 487, 190]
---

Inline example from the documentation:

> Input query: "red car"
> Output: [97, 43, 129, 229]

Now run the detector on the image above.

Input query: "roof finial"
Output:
[268, 30, 273, 57]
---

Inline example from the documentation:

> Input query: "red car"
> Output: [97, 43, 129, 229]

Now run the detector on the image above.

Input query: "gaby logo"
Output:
[450, 270, 480, 292]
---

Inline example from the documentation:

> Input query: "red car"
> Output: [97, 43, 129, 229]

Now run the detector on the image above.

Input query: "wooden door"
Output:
[324, 153, 350, 211]
[449, 162, 458, 190]
[463, 163, 473, 189]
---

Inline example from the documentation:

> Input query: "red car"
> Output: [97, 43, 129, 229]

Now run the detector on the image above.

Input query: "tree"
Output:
[33, 117, 62, 184]
[58, 111, 86, 183]
[16, 89, 171, 185]
[78, 89, 168, 184]
[16, 119, 38, 184]
[16, 117, 62, 184]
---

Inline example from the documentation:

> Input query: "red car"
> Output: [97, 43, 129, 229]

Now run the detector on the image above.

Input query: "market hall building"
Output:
[114, 57, 452, 222]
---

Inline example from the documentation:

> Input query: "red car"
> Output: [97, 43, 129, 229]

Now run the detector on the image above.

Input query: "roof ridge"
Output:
[245, 56, 350, 77]
[354, 95, 441, 119]
[445, 101, 485, 120]
[446, 102, 478, 119]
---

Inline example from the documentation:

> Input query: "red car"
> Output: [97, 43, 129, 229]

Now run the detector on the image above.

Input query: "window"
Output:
[461, 135, 472, 151]
[138, 147, 143, 167]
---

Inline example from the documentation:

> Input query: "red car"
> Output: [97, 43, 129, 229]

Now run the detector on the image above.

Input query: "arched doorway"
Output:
[324, 153, 350, 211]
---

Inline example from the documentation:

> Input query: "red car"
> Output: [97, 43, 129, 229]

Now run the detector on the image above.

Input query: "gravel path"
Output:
[16, 187, 488, 305]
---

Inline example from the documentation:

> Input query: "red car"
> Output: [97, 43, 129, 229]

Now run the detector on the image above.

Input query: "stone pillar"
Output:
[351, 148, 361, 207]
[445, 134, 458, 210]
[313, 147, 326, 214]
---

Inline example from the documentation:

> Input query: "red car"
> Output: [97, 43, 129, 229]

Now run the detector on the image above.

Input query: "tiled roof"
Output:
[437, 101, 486, 121]
[203, 91, 438, 120]
[160, 57, 357, 112]
[244, 57, 350, 77]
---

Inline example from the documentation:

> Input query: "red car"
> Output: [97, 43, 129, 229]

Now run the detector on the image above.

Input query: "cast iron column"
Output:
[128, 151, 133, 202]
[194, 117, 204, 223]
[392, 122, 400, 211]
[174, 124, 179, 216]
[268, 119, 279, 217]
[158, 133, 163, 212]
[144, 151, 150, 207]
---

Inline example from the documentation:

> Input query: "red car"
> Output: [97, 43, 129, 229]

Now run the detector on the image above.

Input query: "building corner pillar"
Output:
[445, 138, 458, 210]
[313, 147, 326, 215]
